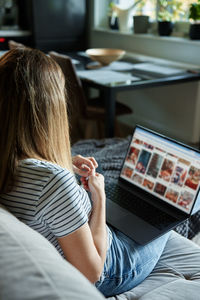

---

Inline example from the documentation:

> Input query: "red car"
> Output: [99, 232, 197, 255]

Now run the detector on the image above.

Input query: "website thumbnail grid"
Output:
[120, 128, 200, 214]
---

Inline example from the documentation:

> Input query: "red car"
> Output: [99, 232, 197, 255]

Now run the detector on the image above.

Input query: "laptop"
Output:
[105, 125, 200, 244]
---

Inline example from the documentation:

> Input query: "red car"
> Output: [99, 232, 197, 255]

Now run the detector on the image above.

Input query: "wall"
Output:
[116, 81, 200, 145]
[87, 0, 200, 146]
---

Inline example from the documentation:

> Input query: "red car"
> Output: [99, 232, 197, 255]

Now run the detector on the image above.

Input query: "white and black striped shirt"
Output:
[0, 158, 95, 257]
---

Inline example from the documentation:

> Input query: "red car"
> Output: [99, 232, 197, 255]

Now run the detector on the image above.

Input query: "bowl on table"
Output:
[85, 48, 126, 68]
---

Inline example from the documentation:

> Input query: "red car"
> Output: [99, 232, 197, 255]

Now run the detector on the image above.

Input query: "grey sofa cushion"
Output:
[0, 204, 105, 300]
[108, 231, 200, 300]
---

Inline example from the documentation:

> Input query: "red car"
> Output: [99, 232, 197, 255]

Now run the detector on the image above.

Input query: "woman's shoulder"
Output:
[18, 158, 72, 178]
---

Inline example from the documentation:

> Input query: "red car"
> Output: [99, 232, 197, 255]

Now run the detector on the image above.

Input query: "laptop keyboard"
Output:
[105, 184, 177, 230]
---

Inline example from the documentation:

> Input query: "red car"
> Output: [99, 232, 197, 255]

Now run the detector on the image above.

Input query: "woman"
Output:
[0, 48, 170, 297]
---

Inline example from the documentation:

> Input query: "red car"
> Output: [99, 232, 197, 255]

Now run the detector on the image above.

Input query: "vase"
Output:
[158, 21, 173, 36]
[108, 15, 119, 30]
[133, 15, 149, 34]
[189, 23, 200, 40]
[112, 1, 143, 33]
[115, 7, 133, 33]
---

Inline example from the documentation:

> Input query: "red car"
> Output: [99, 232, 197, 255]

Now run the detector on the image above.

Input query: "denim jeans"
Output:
[95, 226, 171, 297]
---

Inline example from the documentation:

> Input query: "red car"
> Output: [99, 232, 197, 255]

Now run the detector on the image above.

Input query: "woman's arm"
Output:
[57, 173, 107, 283]
[87, 173, 107, 268]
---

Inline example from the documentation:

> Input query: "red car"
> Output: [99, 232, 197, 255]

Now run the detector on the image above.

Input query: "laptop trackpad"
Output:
[106, 198, 160, 245]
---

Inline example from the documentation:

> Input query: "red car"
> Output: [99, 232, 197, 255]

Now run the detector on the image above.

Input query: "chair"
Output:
[49, 51, 133, 142]
[8, 40, 26, 50]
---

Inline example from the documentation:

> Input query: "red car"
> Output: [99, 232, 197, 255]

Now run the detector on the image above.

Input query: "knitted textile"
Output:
[72, 137, 200, 239]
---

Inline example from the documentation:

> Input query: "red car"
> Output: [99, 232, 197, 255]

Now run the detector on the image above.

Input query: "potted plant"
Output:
[133, 0, 150, 34]
[108, 2, 119, 30]
[158, 0, 184, 36]
[189, 0, 200, 40]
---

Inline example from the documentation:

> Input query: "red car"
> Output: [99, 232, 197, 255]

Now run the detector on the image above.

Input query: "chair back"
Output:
[8, 40, 26, 50]
[48, 51, 87, 118]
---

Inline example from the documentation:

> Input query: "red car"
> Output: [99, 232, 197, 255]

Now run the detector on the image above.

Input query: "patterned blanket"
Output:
[72, 137, 200, 239]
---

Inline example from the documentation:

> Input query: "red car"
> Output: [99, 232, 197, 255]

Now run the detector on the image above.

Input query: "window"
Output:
[108, 0, 156, 20]
[181, 0, 197, 20]
[108, 0, 198, 22]
[92, 0, 200, 66]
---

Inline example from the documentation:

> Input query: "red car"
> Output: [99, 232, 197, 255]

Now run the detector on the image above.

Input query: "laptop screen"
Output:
[120, 126, 200, 214]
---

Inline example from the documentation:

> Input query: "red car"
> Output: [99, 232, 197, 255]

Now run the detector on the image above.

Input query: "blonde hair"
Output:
[0, 48, 73, 193]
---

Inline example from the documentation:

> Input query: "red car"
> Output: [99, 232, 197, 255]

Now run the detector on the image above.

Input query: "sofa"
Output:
[1, 203, 200, 300]
[1, 137, 200, 300]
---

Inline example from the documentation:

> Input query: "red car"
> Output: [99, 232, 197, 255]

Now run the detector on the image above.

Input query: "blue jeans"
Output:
[95, 226, 171, 297]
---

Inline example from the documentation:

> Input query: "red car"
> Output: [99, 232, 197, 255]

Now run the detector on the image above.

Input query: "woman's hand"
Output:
[72, 155, 98, 177]
[81, 172, 105, 203]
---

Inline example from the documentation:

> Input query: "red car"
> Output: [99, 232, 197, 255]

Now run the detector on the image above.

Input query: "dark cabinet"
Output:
[17, 0, 88, 52]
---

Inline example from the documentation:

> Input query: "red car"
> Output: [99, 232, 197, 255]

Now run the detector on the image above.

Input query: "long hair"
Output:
[0, 48, 73, 193]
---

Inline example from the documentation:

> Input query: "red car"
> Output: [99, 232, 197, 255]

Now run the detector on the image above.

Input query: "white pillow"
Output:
[0, 204, 105, 300]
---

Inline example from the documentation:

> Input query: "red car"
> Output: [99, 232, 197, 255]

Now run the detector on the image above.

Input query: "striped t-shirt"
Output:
[0, 158, 112, 257]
